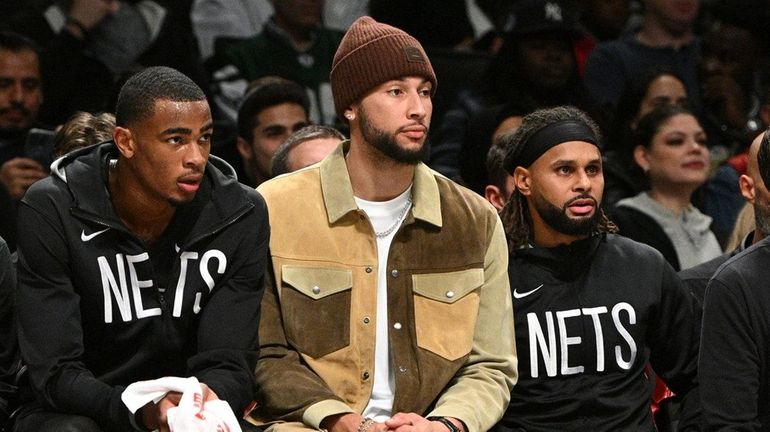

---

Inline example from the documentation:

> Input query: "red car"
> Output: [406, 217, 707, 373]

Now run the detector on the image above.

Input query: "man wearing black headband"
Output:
[494, 106, 701, 431]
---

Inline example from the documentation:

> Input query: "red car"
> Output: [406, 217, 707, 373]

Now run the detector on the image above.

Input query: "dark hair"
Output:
[0, 30, 41, 55]
[499, 106, 616, 249]
[271, 125, 344, 176]
[632, 105, 698, 150]
[53, 111, 116, 157]
[115, 66, 206, 127]
[237, 76, 310, 142]
[486, 136, 510, 191]
[758, 127, 770, 189]
[607, 66, 688, 153]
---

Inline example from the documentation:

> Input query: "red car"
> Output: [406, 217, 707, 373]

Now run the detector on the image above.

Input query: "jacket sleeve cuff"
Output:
[302, 399, 355, 429]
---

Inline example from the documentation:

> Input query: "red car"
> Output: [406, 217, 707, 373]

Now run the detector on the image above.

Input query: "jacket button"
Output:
[362, 371, 370, 380]
[363, 316, 370, 324]
[391, 269, 399, 278]
[446, 291, 455, 299]
[365, 266, 373, 273]
[393, 322, 402, 330]
[398, 366, 407, 373]
[312, 286, 320, 294]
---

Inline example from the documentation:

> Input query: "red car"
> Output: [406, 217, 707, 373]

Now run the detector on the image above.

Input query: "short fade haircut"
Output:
[237, 76, 310, 142]
[271, 125, 345, 177]
[0, 30, 41, 55]
[115, 66, 206, 127]
[758, 127, 770, 190]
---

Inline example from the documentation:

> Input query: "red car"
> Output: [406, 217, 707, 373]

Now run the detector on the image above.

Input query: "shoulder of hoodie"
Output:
[601, 233, 670, 271]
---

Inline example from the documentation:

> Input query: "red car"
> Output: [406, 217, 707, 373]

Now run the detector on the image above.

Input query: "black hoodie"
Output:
[498, 233, 700, 431]
[15, 142, 268, 431]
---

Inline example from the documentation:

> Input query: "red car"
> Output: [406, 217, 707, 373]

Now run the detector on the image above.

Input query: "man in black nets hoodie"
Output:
[494, 106, 700, 431]
[14, 67, 268, 431]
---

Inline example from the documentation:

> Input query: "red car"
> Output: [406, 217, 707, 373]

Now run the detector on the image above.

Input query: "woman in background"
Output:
[613, 105, 722, 271]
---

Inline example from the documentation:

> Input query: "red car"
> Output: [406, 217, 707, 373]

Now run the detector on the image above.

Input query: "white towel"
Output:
[122, 376, 242, 432]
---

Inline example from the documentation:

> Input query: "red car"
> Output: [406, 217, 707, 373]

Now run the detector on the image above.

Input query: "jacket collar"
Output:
[59, 141, 253, 245]
[319, 141, 442, 228]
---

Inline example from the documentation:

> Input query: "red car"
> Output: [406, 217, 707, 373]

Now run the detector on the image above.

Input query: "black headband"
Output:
[504, 119, 599, 173]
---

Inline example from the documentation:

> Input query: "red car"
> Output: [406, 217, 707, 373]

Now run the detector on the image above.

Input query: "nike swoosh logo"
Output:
[513, 284, 544, 299]
[81, 228, 110, 242]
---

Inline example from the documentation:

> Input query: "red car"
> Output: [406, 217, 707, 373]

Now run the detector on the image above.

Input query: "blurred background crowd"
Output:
[1, 0, 769, 274]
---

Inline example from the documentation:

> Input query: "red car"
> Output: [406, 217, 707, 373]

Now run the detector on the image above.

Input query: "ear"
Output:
[485, 185, 505, 212]
[739, 173, 756, 204]
[113, 127, 135, 159]
[633, 145, 650, 173]
[513, 166, 532, 196]
[236, 137, 253, 161]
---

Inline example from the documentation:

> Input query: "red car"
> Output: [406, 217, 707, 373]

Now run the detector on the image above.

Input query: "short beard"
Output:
[359, 106, 428, 164]
[531, 191, 600, 237]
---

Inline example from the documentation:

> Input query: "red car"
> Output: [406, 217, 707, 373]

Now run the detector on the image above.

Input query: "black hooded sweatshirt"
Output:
[15, 142, 268, 431]
[498, 233, 700, 431]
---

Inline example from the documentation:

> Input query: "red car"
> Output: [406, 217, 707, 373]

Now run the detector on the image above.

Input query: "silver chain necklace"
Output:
[375, 196, 413, 239]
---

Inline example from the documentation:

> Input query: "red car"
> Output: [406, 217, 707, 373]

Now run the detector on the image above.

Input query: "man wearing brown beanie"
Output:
[247, 16, 517, 432]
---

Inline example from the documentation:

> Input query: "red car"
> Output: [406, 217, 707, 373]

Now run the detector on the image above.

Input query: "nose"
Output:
[10, 82, 24, 103]
[687, 137, 707, 154]
[574, 169, 592, 192]
[407, 90, 429, 122]
[184, 143, 207, 169]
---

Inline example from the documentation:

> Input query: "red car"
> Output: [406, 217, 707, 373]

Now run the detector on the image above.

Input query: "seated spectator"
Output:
[613, 106, 722, 270]
[496, 105, 700, 431]
[270, 124, 343, 176]
[3, 0, 207, 126]
[52, 111, 115, 157]
[0, 31, 49, 252]
[681, 130, 770, 303]
[603, 67, 689, 210]
[234, 76, 311, 187]
[699, 127, 770, 430]
[482, 109, 524, 211]
[220, 0, 343, 127]
[247, 17, 516, 432]
[429, 0, 601, 182]
[584, 0, 702, 113]
[13, 66, 267, 432]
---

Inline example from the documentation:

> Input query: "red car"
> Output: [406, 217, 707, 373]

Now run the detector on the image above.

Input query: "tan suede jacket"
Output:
[250, 143, 517, 432]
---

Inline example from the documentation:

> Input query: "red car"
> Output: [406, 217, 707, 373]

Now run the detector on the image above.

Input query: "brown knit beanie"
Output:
[331, 16, 437, 120]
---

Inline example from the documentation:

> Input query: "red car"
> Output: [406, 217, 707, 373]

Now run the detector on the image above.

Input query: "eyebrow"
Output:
[550, 158, 602, 166]
[161, 122, 213, 135]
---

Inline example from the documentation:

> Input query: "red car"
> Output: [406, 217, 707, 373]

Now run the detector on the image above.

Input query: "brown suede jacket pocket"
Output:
[280, 265, 353, 359]
[412, 268, 484, 361]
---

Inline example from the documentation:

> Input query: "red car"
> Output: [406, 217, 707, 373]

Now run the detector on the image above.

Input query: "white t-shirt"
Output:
[354, 187, 412, 422]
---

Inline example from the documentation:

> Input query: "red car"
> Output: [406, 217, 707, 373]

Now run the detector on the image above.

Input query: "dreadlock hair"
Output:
[499, 106, 618, 250]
